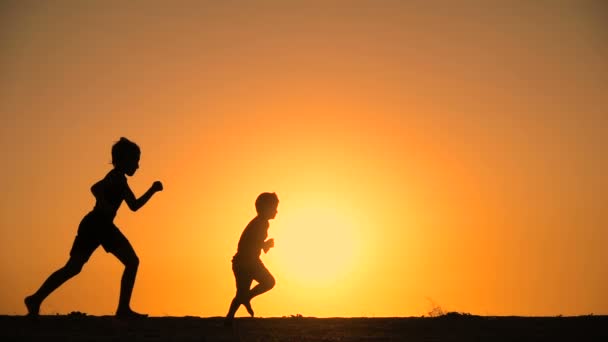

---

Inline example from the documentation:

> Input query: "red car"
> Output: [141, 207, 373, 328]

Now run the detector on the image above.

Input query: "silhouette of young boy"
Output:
[225, 192, 278, 325]
[24, 137, 163, 318]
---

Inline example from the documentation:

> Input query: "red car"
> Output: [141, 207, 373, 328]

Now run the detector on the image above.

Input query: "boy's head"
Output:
[112, 137, 141, 176]
[255, 192, 279, 220]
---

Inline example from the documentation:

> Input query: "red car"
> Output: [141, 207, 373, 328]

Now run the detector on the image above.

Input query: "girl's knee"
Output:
[122, 254, 139, 269]
[129, 255, 140, 268]
[64, 259, 85, 276]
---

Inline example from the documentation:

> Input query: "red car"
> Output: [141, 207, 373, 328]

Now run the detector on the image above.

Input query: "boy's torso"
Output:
[234, 217, 269, 261]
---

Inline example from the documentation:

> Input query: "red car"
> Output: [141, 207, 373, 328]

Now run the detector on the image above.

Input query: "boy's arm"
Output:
[124, 181, 163, 211]
[263, 238, 274, 253]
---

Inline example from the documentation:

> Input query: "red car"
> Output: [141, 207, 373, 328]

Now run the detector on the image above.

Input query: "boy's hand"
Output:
[152, 181, 163, 192]
[263, 238, 274, 253]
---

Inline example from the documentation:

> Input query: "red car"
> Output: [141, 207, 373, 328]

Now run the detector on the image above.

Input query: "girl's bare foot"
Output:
[24, 296, 40, 316]
[115, 308, 148, 319]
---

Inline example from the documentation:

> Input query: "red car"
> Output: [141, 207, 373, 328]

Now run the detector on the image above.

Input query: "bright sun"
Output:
[274, 206, 360, 287]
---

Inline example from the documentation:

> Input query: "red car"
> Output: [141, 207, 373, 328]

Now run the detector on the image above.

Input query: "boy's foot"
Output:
[223, 317, 233, 327]
[115, 308, 148, 319]
[24, 295, 40, 316]
[243, 301, 254, 317]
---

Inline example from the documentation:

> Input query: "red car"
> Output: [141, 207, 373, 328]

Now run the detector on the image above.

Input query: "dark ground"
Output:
[2, 314, 607, 341]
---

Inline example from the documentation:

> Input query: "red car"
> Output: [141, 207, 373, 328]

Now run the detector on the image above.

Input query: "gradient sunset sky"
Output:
[1, 1, 607, 317]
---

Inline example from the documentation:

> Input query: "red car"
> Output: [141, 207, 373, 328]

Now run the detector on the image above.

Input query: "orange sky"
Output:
[1, 1, 607, 317]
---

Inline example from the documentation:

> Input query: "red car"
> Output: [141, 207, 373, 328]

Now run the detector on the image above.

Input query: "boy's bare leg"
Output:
[225, 273, 255, 325]
[243, 300, 254, 317]
[224, 297, 240, 326]
[249, 267, 276, 301]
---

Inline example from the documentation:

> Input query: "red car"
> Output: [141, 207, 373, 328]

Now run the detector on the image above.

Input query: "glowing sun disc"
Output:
[274, 207, 360, 287]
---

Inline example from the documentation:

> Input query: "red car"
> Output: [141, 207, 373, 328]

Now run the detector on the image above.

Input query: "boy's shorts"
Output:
[232, 256, 274, 285]
[69, 211, 131, 261]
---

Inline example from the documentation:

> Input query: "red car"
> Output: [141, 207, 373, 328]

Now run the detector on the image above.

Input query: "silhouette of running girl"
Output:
[24, 137, 163, 318]
[225, 192, 279, 326]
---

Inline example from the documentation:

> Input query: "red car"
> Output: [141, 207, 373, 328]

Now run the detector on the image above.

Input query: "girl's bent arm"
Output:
[124, 181, 163, 211]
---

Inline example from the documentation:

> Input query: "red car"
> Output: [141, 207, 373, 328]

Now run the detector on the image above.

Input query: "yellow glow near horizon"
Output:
[274, 205, 361, 288]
